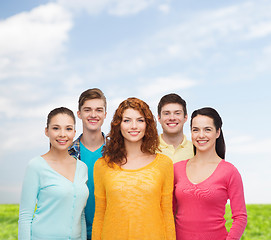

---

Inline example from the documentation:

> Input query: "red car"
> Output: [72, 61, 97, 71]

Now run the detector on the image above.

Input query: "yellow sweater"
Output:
[92, 153, 175, 240]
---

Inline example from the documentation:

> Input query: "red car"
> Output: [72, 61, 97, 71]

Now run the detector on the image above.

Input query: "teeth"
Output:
[168, 123, 177, 126]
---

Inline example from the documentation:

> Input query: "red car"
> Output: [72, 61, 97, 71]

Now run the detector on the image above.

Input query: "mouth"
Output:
[197, 140, 208, 145]
[88, 119, 99, 124]
[167, 123, 178, 127]
[128, 131, 140, 136]
[56, 140, 68, 145]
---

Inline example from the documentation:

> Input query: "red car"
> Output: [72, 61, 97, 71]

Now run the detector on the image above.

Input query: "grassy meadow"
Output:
[1, 204, 270, 239]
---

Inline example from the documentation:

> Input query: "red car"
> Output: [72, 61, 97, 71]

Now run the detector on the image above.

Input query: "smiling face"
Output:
[77, 99, 107, 132]
[158, 103, 187, 136]
[191, 115, 220, 153]
[120, 108, 146, 145]
[45, 113, 76, 151]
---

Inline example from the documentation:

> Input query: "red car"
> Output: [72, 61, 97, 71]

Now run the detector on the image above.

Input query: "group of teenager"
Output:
[18, 88, 247, 240]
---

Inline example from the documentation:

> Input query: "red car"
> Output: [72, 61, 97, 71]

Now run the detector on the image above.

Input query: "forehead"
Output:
[81, 99, 105, 109]
[161, 103, 184, 112]
[49, 114, 74, 124]
[192, 115, 214, 127]
[122, 108, 143, 117]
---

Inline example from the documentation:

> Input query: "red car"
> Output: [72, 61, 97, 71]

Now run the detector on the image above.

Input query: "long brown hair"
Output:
[103, 97, 159, 166]
[190, 107, 225, 159]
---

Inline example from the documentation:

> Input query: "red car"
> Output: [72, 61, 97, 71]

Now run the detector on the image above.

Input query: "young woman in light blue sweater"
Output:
[18, 107, 89, 240]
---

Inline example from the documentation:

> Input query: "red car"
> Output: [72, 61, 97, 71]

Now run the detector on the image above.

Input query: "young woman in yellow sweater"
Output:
[92, 97, 175, 240]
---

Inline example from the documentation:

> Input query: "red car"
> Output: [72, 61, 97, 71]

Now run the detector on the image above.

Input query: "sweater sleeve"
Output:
[81, 209, 87, 240]
[173, 163, 178, 217]
[92, 159, 106, 240]
[18, 159, 40, 240]
[226, 166, 247, 240]
[161, 158, 176, 240]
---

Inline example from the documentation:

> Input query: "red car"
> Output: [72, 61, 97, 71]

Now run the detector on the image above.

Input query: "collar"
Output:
[159, 134, 188, 149]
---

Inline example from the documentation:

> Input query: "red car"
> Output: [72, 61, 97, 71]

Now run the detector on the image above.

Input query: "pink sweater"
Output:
[173, 159, 247, 240]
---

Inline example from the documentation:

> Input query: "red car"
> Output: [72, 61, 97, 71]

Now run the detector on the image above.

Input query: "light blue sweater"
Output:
[18, 156, 89, 240]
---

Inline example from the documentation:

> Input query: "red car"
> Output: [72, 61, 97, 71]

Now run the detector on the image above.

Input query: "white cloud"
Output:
[57, 0, 157, 16]
[0, 3, 73, 79]
[157, 4, 170, 14]
[227, 136, 271, 154]
[108, 0, 155, 16]
[138, 75, 197, 98]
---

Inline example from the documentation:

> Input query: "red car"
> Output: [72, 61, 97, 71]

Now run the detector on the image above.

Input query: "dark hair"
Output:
[157, 93, 187, 117]
[47, 107, 76, 128]
[190, 107, 225, 159]
[78, 88, 106, 111]
[103, 97, 159, 167]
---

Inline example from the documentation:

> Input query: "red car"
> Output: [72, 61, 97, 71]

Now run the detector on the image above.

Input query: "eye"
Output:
[192, 129, 198, 132]
[123, 119, 130, 123]
[97, 109, 103, 113]
[67, 127, 73, 131]
[52, 127, 59, 130]
[138, 119, 145, 122]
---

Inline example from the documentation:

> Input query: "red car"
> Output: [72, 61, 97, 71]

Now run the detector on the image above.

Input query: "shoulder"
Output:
[94, 156, 109, 169]
[155, 154, 174, 175]
[220, 160, 240, 173]
[219, 160, 243, 183]
[23, 156, 44, 178]
[173, 159, 188, 173]
[77, 159, 88, 169]
[27, 156, 44, 169]
[156, 153, 173, 165]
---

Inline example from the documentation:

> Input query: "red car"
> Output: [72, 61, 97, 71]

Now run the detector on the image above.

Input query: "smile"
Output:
[129, 131, 140, 136]
[56, 140, 68, 144]
[167, 123, 178, 127]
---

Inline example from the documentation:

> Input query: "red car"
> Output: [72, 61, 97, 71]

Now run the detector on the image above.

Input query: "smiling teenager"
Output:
[69, 88, 107, 240]
[18, 107, 89, 240]
[92, 97, 175, 240]
[157, 93, 194, 163]
[173, 107, 247, 240]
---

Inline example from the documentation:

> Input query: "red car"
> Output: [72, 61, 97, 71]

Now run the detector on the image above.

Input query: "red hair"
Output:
[103, 97, 159, 167]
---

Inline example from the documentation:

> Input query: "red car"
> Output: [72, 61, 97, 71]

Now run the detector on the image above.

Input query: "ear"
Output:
[157, 114, 161, 123]
[45, 127, 49, 137]
[216, 128, 221, 139]
[77, 110, 82, 120]
[184, 114, 188, 123]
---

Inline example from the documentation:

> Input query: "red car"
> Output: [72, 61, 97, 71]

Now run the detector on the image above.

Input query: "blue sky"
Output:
[0, 0, 270, 204]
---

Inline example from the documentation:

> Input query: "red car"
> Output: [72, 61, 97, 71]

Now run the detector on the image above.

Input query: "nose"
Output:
[198, 130, 205, 138]
[90, 109, 97, 117]
[59, 129, 66, 137]
[131, 120, 137, 129]
[169, 113, 175, 120]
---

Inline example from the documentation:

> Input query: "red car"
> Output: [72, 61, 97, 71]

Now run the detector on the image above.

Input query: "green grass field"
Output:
[0, 204, 270, 239]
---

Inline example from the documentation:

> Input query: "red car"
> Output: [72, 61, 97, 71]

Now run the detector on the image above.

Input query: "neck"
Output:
[193, 149, 221, 163]
[81, 130, 104, 151]
[124, 141, 145, 161]
[162, 132, 184, 149]
[44, 148, 71, 162]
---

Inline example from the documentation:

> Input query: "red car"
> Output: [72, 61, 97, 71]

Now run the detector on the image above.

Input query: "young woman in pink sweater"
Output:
[173, 107, 247, 240]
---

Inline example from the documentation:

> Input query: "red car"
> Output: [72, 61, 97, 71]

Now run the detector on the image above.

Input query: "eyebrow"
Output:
[162, 110, 183, 113]
[83, 106, 105, 110]
[123, 116, 145, 119]
[50, 124, 74, 127]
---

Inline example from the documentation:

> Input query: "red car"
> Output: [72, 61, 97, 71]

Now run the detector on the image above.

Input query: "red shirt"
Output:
[173, 159, 247, 240]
